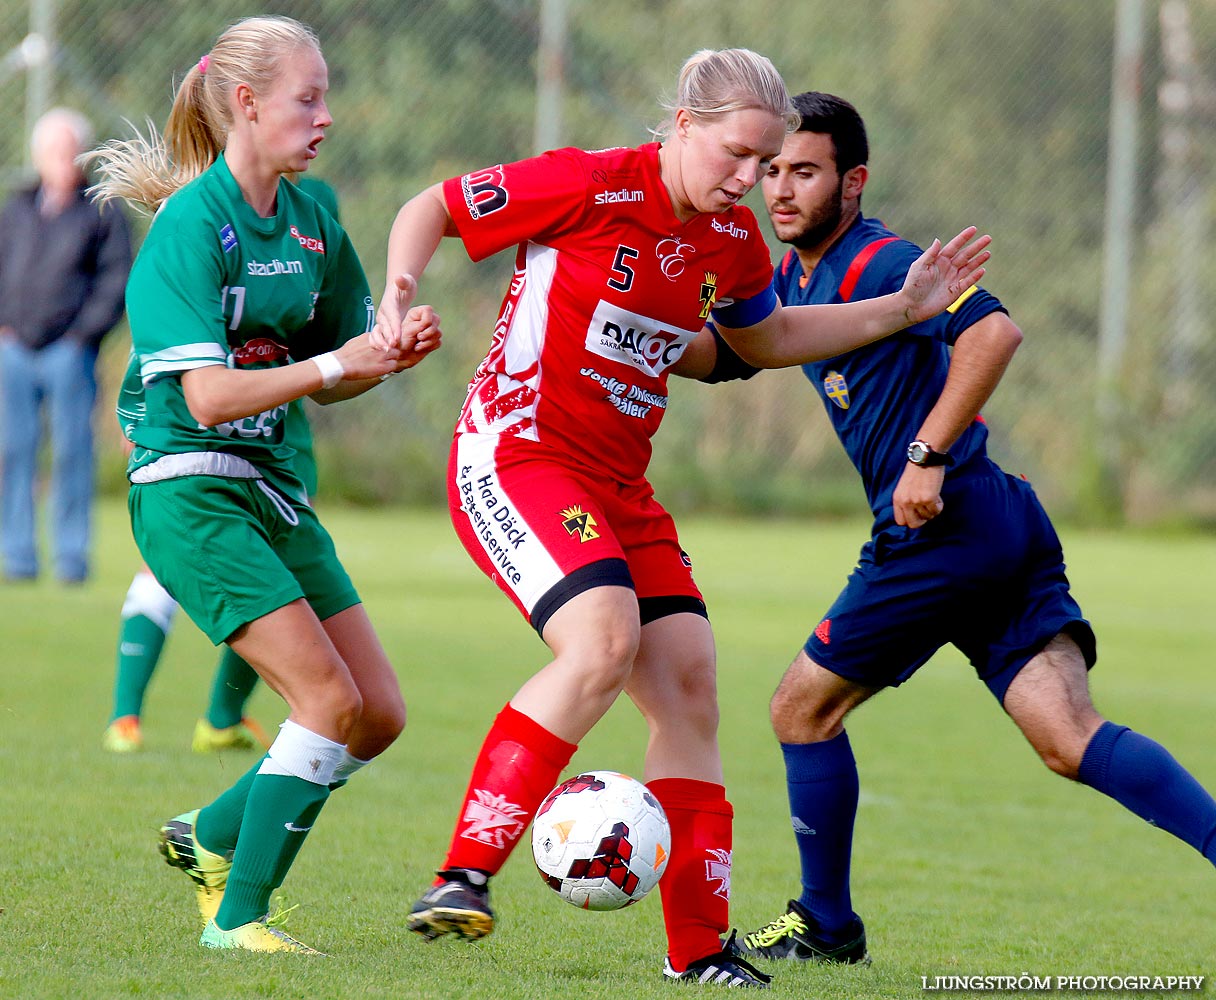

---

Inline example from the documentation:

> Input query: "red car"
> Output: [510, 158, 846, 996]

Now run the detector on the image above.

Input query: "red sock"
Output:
[441, 703, 577, 876]
[648, 777, 733, 972]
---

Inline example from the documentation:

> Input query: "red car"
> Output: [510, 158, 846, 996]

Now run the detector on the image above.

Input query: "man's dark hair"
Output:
[792, 92, 869, 174]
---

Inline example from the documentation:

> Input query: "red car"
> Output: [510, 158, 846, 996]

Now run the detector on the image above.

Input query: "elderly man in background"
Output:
[0, 107, 131, 584]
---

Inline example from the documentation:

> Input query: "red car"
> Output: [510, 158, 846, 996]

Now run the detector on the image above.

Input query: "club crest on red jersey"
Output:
[656, 237, 696, 280]
[823, 370, 850, 410]
[560, 505, 600, 542]
[698, 272, 718, 320]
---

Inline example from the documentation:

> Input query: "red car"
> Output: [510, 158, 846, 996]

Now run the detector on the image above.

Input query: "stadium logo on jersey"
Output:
[220, 224, 238, 254]
[460, 165, 509, 219]
[823, 370, 850, 410]
[585, 300, 699, 377]
[656, 237, 696, 280]
[705, 848, 732, 900]
[290, 225, 325, 254]
[247, 258, 305, 276]
[460, 789, 527, 849]
[710, 217, 749, 240]
[231, 338, 290, 367]
[698, 272, 718, 320]
[594, 188, 644, 205]
[560, 505, 600, 542]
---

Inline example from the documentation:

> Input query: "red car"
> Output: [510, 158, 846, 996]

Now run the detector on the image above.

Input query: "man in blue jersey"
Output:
[729, 91, 1216, 965]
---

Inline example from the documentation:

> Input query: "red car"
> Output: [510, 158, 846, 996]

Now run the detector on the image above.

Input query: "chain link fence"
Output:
[3, 0, 1214, 524]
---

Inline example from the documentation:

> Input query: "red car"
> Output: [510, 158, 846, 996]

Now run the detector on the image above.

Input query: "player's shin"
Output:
[214, 721, 342, 929]
[647, 778, 733, 972]
[440, 704, 577, 876]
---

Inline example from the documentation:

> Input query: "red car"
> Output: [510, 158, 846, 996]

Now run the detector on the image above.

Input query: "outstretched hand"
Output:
[901, 227, 991, 326]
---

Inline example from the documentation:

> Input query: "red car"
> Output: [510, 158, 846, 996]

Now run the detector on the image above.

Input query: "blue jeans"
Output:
[0, 336, 99, 581]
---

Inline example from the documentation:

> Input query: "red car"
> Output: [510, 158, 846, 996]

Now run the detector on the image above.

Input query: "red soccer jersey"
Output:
[443, 142, 776, 485]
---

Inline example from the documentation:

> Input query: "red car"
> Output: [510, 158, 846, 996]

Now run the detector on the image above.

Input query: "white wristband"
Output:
[312, 351, 345, 389]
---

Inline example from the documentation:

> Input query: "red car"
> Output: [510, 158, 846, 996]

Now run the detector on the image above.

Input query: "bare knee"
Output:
[667, 656, 719, 741]
[328, 685, 364, 743]
[1034, 740, 1083, 780]
[769, 652, 871, 743]
[1004, 634, 1103, 782]
[771, 695, 848, 743]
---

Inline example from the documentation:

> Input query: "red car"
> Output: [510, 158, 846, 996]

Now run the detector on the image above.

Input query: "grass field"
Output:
[2, 500, 1214, 999]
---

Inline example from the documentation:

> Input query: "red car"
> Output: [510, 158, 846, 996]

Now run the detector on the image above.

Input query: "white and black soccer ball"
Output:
[531, 769, 671, 911]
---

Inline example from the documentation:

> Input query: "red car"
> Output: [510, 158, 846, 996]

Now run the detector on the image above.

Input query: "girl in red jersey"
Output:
[375, 48, 988, 987]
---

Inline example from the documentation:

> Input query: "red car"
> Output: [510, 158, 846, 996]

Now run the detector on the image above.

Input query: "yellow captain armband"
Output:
[946, 284, 979, 314]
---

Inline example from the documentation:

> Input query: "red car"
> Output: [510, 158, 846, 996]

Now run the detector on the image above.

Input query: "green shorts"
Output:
[128, 475, 359, 644]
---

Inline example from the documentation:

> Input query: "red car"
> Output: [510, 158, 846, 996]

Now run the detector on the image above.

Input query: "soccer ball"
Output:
[531, 770, 671, 911]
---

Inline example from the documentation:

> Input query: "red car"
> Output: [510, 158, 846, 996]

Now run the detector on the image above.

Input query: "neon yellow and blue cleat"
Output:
[158, 809, 231, 923]
[200, 916, 324, 954]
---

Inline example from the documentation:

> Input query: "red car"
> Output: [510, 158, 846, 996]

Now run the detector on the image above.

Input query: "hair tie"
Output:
[198, 54, 210, 75]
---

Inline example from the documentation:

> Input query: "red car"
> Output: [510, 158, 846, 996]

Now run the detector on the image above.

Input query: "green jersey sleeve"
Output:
[125, 214, 229, 382]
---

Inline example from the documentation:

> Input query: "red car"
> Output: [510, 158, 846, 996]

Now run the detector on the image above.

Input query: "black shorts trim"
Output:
[532, 558, 634, 635]
[639, 595, 708, 626]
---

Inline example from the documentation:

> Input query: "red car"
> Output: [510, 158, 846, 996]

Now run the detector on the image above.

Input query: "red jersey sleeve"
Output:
[442, 148, 590, 263]
[709, 206, 778, 328]
[725, 206, 776, 301]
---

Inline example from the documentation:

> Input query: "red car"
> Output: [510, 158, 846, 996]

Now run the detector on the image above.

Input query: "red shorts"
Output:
[448, 433, 702, 632]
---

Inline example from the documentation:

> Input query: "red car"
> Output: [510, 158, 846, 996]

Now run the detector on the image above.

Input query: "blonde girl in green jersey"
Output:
[88, 14, 440, 953]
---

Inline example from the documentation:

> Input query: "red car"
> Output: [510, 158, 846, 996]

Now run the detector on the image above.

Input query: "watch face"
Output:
[908, 442, 928, 464]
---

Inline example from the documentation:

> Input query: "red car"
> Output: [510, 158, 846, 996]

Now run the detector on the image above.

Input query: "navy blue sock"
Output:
[1078, 721, 1216, 864]
[782, 730, 858, 939]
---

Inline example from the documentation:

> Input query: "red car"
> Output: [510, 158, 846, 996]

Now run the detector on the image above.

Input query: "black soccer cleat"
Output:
[738, 900, 870, 964]
[663, 931, 773, 988]
[406, 868, 495, 941]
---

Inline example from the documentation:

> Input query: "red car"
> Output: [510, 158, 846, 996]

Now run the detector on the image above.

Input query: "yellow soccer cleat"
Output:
[102, 715, 143, 753]
[158, 809, 231, 924]
[200, 916, 324, 955]
[192, 716, 272, 754]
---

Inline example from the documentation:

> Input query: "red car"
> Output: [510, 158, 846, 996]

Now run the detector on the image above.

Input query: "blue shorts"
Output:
[805, 468, 1096, 704]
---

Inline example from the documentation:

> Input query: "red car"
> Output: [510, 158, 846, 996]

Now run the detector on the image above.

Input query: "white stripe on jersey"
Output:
[140, 342, 228, 383]
[505, 242, 557, 374]
[462, 242, 557, 440]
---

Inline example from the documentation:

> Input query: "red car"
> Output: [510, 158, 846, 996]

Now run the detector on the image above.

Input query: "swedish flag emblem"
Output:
[823, 370, 850, 410]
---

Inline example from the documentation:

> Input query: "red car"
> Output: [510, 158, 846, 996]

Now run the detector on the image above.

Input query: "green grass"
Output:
[2, 501, 1214, 999]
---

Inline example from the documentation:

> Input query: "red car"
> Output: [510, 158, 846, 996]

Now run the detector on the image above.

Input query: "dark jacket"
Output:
[0, 182, 132, 351]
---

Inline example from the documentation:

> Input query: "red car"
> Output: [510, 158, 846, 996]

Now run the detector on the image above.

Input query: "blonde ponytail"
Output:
[86, 15, 319, 212]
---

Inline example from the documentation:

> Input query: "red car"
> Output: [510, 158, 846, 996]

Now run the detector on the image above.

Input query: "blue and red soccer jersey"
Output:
[772, 214, 1005, 526]
[774, 213, 1093, 700]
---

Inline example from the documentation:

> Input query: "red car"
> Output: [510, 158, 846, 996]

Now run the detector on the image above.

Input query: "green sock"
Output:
[110, 614, 169, 720]
[205, 647, 260, 729]
[196, 758, 263, 857]
[215, 773, 330, 929]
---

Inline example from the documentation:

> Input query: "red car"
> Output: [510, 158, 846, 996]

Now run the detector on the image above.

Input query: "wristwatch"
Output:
[906, 439, 953, 467]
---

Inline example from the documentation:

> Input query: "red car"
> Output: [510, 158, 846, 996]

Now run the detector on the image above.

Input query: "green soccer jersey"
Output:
[122, 154, 373, 500]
